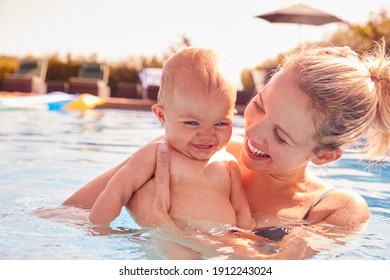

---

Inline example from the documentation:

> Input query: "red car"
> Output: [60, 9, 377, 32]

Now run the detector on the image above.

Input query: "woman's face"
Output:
[242, 68, 319, 175]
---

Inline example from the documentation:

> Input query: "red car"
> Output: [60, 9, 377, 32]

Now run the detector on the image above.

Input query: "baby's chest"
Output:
[169, 159, 231, 193]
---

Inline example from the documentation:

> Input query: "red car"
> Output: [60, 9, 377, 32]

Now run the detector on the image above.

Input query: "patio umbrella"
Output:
[256, 4, 343, 43]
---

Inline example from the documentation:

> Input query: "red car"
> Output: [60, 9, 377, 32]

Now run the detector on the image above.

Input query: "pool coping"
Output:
[0, 91, 247, 114]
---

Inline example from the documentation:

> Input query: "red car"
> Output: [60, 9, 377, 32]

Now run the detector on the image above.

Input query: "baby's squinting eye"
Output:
[215, 122, 229, 127]
[184, 121, 199, 126]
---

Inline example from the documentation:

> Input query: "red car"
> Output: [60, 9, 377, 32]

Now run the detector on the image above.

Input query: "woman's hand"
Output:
[128, 143, 175, 227]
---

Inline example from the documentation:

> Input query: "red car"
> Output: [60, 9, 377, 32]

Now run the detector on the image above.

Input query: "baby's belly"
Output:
[171, 215, 234, 233]
[169, 199, 237, 232]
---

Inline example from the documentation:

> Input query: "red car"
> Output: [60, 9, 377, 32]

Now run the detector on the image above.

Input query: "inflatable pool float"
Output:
[0, 92, 105, 110]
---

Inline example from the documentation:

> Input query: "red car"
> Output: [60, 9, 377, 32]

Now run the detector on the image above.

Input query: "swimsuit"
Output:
[252, 188, 335, 242]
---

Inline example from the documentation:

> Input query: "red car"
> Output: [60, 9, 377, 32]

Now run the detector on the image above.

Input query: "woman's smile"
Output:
[245, 139, 271, 160]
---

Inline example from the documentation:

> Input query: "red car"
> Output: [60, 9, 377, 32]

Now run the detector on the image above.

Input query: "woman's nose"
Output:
[246, 118, 268, 142]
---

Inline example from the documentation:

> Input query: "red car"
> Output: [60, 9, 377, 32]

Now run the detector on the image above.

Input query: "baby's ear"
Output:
[311, 148, 342, 165]
[152, 104, 165, 126]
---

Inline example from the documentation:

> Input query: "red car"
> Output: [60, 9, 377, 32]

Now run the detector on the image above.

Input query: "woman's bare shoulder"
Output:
[322, 188, 370, 229]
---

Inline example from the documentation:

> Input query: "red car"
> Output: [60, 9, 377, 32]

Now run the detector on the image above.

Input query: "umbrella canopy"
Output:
[256, 4, 343, 26]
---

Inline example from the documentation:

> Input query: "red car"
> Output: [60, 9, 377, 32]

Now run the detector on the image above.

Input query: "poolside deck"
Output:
[98, 97, 247, 114]
[97, 97, 156, 111]
[0, 92, 248, 114]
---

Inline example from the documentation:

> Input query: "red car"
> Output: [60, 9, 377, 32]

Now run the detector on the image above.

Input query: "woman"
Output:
[63, 43, 390, 256]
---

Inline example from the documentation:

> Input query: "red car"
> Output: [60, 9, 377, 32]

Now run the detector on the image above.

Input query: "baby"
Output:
[89, 47, 255, 232]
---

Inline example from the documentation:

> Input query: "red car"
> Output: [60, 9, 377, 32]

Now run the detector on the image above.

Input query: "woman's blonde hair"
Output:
[282, 41, 390, 161]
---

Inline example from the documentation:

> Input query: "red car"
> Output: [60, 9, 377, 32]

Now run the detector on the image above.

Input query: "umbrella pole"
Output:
[297, 24, 301, 46]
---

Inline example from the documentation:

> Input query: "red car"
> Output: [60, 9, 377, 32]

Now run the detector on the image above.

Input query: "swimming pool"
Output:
[0, 109, 389, 259]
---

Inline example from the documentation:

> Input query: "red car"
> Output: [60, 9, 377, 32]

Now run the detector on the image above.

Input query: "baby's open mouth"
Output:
[192, 144, 214, 150]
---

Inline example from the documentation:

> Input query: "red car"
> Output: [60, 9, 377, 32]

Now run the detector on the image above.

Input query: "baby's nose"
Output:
[197, 127, 215, 139]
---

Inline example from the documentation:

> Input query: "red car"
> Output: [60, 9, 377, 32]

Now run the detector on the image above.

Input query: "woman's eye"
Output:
[252, 101, 265, 113]
[273, 128, 287, 145]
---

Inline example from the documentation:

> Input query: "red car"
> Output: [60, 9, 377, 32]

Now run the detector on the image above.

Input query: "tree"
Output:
[46, 54, 79, 82]
[329, 8, 390, 52]
[163, 34, 192, 60]
[0, 56, 18, 89]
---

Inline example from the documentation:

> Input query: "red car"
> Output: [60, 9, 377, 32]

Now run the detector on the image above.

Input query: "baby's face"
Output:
[162, 85, 236, 161]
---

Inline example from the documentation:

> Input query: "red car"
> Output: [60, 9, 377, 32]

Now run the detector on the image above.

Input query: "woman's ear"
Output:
[311, 148, 342, 166]
[152, 104, 166, 126]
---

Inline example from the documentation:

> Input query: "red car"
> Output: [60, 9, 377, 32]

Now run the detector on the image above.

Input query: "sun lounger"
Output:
[2, 59, 48, 94]
[69, 63, 110, 98]
[139, 68, 162, 99]
[116, 82, 140, 99]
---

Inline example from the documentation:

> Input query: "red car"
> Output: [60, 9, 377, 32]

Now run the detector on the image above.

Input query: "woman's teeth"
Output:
[248, 141, 269, 157]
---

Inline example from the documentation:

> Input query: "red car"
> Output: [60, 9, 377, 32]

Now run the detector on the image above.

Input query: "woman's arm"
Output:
[62, 135, 166, 209]
[128, 143, 175, 227]
[229, 161, 256, 230]
[62, 158, 129, 209]
[89, 142, 161, 226]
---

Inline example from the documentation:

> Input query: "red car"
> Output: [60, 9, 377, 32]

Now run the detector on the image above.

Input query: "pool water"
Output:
[0, 109, 389, 259]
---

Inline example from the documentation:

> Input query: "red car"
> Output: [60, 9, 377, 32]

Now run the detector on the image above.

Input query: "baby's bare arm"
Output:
[62, 158, 129, 209]
[229, 161, 256, 230]
[62, 135, 166, 209]
[129, 143, 176, 227]
[89, 142, 160, 226]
